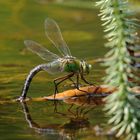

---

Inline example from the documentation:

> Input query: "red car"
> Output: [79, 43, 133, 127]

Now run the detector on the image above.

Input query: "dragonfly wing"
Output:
[42, 59, 65, 74]
[45, 18, 72, 57]
[24, 40, 60, 61]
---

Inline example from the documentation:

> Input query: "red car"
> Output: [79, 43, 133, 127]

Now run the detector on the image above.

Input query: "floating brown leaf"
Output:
[44, 85, 117, 100]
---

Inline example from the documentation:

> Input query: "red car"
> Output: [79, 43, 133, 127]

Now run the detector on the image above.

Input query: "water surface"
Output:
[1, 0, 139, 140]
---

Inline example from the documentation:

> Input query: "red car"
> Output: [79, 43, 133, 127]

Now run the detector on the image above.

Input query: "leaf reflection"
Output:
[20, 95, 117, 140]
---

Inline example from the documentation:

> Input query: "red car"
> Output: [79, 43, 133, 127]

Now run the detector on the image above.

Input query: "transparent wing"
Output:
[42, 59, 65, 74]
[24, 40, 60, 61]
[45, 18, 72, 57]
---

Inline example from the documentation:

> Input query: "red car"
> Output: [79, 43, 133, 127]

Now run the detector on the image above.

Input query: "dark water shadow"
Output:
[20, 95, 118, 140]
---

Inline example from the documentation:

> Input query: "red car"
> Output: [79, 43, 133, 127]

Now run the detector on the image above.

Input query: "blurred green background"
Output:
[0, 0, 139, 140]
[0, 0, 106, 99]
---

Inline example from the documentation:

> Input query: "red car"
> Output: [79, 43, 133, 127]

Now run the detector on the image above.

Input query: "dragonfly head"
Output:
[81, 60, 92, 74]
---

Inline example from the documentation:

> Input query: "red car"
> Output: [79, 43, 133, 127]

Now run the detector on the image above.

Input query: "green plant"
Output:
[96, 0, 140, 139]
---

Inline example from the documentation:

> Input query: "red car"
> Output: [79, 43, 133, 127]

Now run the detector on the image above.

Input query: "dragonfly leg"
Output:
[81, 74, 101, 94]
[53, 73, 74, 112]
[73, 74, 90, 94]
[80, 74, 94, 86]
[81, 74, 100, 93]
[16, 64, 46, 102]
[67, 104, 75, 115]
[68, 77, 77, 87]
[68, 74, 80, 88]
[53, 73, 74, 97]
[74, 74, 100, 95]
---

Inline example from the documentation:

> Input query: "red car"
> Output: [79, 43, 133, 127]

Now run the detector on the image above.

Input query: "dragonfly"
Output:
[17, 18, 93, 102]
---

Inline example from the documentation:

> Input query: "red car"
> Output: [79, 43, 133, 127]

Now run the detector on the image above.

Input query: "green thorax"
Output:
[64, 59, 81, 73]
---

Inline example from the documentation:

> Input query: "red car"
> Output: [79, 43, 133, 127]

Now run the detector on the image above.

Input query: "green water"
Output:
[2, 0, 139, 140]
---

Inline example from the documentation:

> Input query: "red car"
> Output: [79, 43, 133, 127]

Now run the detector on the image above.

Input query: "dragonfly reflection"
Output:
[20, 96, 117, 140]
[20, 102, 90, 140]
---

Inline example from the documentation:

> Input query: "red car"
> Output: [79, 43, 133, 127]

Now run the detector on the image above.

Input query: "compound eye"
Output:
[86, 64, 92, 74]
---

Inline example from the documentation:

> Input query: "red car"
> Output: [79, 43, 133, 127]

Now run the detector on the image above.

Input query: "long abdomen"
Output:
[20, 64, 46, 99]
